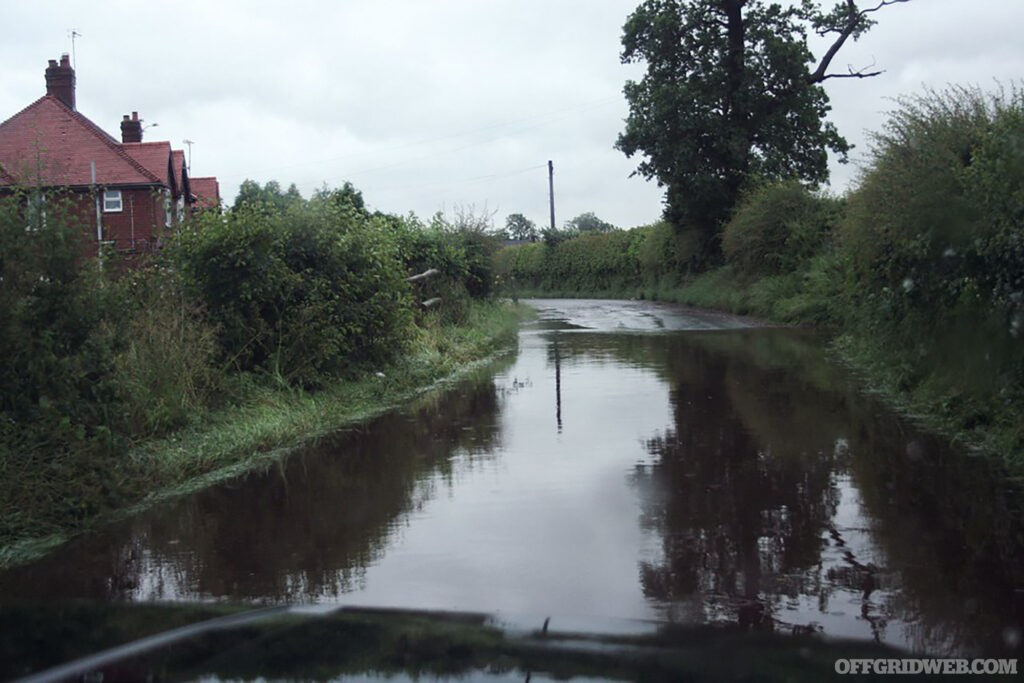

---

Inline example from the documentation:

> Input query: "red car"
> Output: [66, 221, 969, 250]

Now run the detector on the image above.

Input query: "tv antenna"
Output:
[183, 139, 194, 173]
[68, 30, 81, 69]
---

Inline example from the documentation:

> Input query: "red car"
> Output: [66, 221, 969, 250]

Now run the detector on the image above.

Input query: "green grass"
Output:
[832, 334, 1024, 478]
[0, 301, 527, 569]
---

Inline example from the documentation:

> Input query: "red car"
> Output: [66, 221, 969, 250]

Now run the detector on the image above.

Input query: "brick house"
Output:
[0, 54, 220, 255]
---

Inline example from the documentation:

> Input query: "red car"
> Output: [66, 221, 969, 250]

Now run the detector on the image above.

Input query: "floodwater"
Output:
[1, 299, 1022, 658]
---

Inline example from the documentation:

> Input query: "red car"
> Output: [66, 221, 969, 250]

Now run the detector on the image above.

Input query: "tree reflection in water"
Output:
[3, 323, 1022, 658]
[626, 335, 840, 632]
[610, 330, 1023, 656]
[0, 366, 510, 604]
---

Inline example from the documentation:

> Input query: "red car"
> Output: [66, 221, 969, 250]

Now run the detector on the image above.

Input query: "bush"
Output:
[111, 265, 223, 436]
[387, 210, 502, 325]
[0, 193, 128, 453]
[175, 200, 413, 386]
[722, 181, 840, 278]
[839, 85, 1024, 448]
[0, 193, 137, 537]
[841, 86, 1023, 336]
[637, 221, 699, 283]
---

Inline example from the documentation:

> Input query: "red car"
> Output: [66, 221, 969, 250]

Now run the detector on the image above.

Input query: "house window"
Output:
[26, 191, 46, 232]
[103, 190, 123, 212]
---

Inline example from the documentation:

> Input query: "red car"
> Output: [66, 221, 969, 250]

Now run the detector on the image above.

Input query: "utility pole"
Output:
[547, 159, 555, 231]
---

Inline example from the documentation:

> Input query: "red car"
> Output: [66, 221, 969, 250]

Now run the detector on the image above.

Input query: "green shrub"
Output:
[0, 193, 128, 451]
[111, 266, 223, 436]
[387, 210, 502, 325]
[175, 200, 413, 386]
[839, 85, 1024, 450]
[433, 208, 503, 300]
[0, 193, 137, 538]
[637, 221, 699, 282]
[841, 86, 1023, 336]
[722, 180, 840, 277]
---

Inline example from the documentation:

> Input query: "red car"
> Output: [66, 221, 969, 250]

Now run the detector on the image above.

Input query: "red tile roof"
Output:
[0, 95, 165, 188]
[122, 141, 173, 188]
[190, 176, 220, 209]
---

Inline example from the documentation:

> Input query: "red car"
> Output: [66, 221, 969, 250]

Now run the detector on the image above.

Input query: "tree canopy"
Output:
[233, 179, 305, 213]
[505, 213, 538, 241]
[566, 212, 617, 233]
[616, 0, 907, 263]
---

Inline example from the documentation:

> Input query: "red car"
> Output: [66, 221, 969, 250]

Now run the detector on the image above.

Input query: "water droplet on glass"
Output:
[1002, 626, 1022, 649]
[906, 440, 925, 462]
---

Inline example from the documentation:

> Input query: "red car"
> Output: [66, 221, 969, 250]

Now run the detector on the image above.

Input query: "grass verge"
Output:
[0, 301, 529, 569]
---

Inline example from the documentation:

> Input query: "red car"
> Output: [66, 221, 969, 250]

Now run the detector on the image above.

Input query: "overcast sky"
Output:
[2, 1, 1022, 229]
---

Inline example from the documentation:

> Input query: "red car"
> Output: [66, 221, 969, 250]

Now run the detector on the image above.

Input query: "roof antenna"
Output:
[68, 29, 81, 69]
[183, 139, 194, 173]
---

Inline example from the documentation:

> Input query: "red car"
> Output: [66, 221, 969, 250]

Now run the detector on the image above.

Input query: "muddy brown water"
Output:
[2, 299, 1022, 657]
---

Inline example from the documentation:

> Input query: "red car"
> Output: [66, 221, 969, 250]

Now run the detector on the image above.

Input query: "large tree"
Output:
[616, 0, 907, 263]
[566, 212, 617, 233]
[233, 179, 305, 213]
[505, 212, 538, 241]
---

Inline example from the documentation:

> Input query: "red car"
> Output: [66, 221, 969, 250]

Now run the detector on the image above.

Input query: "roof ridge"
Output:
[0, 95, 50, 132]
[52, 99, 165, 185]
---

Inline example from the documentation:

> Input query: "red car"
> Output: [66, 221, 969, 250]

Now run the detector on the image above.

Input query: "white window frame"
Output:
[103, 189, 123, 213]
[26, 191, 46, 232]
[163, 191, 173, 227]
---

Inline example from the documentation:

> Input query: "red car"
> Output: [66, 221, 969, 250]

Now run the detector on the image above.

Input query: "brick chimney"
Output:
[45, 54, 76, 110]
[121, 111, 143, 143]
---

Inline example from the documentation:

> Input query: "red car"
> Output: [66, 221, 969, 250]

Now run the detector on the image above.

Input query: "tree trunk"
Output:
[721, 0, 751, 217]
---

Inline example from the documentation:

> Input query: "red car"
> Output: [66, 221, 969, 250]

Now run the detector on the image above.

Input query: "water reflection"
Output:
[577, 329, 1023, 657]
[0, 365, 510, 603]
[1, 301, 1021, 660]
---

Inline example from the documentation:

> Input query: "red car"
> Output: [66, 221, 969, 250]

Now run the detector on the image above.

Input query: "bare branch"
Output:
[818, 69, 884, 81]
[808, 0, 909, 84]
[860, 0, 911, 14]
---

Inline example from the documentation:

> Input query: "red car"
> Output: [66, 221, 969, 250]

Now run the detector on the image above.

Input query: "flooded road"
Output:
[2, 299, 1022, 658]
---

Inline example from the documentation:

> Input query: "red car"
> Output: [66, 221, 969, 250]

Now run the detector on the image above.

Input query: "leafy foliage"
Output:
[175, 198, 414, 387]
[840, 86, 1024, 414]
[496, 227, 648, 294]
[313, 181, 369, 217]
[722, 181, 841, 277]
[0, 194, 136, 535]
[637, 220, 699, 282]
[233, 179, 305, 213]
[617, 0, 865, 262]
[504, 213, 538, 241]
[111, 266, 223, 436]
[565, 212, 617, 233]
[0, 194, 127, 453]
[0, 178, 512, 544]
